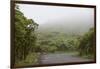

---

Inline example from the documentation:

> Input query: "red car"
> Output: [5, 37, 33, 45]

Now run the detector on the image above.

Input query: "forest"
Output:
[14, 5, 95, 67]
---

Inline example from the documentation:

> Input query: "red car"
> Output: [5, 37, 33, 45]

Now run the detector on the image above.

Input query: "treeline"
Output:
[78, 28, 95, 58]
[36, 27, 95, 58]
[14, 5, 95, 66]
[15, 5, 39, 66]
[35, 32, 79, 53]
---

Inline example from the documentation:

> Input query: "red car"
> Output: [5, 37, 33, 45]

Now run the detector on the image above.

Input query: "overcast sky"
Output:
[17, 4, 94, 26]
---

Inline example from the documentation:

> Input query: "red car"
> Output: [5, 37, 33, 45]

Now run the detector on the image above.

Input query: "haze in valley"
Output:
[18, 4, 94, 35]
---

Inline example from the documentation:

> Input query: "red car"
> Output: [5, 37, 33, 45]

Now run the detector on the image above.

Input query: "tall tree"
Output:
[78, 28, 95, 58]
[14, 5, 38, 64]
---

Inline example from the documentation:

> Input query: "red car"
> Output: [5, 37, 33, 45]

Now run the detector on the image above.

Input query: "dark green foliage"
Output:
[78, 28, 95, 58]
[36, 27, 95, 59]
[15, 5, 38, 65]
[14, 5, 95, 66]
[36, 32, 79, 53]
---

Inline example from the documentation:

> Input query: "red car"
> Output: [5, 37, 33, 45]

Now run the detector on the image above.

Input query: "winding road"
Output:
[39, 53, 93, 64]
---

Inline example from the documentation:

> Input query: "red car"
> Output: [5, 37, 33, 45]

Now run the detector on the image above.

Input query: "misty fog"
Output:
[18, 4, 94, 35]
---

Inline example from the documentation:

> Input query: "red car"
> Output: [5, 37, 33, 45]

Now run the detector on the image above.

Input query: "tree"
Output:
[14, 5, 38, 64]
[78, 28, 95, 58]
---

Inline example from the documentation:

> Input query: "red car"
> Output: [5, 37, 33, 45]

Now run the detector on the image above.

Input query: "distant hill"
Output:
[37, 19, 94, 35]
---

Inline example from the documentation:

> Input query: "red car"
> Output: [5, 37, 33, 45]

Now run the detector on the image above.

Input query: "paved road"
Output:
[39, 53, 93, 64]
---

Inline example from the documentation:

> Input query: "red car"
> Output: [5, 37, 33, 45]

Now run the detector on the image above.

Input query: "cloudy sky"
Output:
[17, 4, 94, 26]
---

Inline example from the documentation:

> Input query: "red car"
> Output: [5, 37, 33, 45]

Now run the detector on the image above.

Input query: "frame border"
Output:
[11, 0, 96, 68]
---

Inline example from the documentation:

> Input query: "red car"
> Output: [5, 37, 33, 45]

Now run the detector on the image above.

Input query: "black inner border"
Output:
[11, 0, 96, 68]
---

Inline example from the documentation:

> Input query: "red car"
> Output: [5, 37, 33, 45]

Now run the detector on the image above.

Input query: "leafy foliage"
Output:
[14, 5, 95, 66]
[15, 5, 38, 65]
[35, 32, 79, 53]
[78, 28, 95, 58]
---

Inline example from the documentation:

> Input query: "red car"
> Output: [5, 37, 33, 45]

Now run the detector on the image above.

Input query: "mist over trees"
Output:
[14, 5, 95, 67]
[37, 19, 94, 35]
